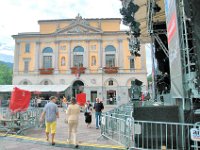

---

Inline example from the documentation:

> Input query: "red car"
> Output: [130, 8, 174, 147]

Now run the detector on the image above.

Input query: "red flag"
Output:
[76, 93, 86, 106]
[9, 87, 31, 112]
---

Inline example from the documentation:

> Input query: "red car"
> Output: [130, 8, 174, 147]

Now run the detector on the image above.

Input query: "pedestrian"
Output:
[62, 96, 67, 112]
[93, 98, 104, 129]
[40, 96, 59, 145]
[37, 97, 42, 107]
[66, 97, 80, 148]
[84, 100, 92, 128]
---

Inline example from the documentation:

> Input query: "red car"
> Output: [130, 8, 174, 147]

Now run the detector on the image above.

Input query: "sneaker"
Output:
[75, 145, 79, 148]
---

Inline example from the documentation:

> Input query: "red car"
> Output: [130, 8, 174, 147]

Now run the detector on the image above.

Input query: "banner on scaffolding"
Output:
[165, 0, 184, 98]
[9, 87, 31, 112]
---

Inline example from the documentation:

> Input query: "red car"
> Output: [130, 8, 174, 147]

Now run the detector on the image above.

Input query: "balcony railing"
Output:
[103, 67, 119, 74]
[70, 67, 86, 74]
[39, 68, 54, 75]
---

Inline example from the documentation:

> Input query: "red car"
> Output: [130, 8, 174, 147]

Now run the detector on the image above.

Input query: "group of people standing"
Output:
[40, 96, 104, 148]
[84, 98, 104, 129]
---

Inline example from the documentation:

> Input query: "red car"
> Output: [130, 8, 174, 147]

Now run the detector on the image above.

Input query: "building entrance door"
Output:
[72, 80, 84, 97]
[107, 90, 116, 104]
[91, 91, 97, 102]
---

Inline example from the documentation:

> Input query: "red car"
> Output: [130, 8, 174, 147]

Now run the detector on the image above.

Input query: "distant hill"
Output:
[0, 61, 13, 69]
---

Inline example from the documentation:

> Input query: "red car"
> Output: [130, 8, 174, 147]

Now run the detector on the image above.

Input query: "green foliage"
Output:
[147, 74, 152, 83]
[0, 63, 12, 85]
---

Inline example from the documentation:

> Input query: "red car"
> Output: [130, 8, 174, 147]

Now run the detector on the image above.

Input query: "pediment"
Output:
[56, 14, 102, 34]
[57, 24, 102, 34]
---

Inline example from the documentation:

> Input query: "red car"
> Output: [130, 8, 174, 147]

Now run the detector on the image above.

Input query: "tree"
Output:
[147, 74, 152, 83]
[0, 63, 12, 85]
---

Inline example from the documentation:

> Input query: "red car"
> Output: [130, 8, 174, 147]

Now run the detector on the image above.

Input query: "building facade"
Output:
[12, 15, 147, 104]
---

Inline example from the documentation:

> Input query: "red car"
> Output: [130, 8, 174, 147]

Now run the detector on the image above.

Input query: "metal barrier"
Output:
[101, 103, 200, 149]
[0, 107, 44, 135]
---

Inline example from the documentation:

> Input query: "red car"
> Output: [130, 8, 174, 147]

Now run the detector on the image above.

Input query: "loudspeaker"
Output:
[135, 79, 143, 86]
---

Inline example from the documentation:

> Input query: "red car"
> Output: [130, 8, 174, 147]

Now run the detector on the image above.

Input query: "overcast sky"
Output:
[0, 0, 152, 74]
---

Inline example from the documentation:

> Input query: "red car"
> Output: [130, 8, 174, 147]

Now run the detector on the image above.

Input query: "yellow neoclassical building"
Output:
[12, 15, 147, 104]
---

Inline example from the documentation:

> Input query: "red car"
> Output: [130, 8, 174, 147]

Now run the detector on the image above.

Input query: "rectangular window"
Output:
[106, 54, 115, 67]
[130, 58, 135, 69]
[25, 43, 30, 53]
[73, 55, 83, 67]
[24, 61, 29, 73]
[43, 56, 52, 68]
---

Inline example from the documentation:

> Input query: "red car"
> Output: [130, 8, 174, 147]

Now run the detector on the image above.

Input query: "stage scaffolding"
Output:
[147, 0, 200, 109]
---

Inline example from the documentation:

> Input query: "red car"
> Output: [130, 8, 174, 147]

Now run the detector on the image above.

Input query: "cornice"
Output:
[38, 18, 121, 24]
[12, 30, 128, 39]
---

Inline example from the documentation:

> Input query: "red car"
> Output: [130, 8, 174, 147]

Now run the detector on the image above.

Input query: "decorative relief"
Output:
[91, 56, 96, 66]
[68, 26, 88, 33]
[69, 13, 89, 26]
[59, 45, 66, 50]
[61, 57, 66, 66]
[90, 45, 96, 50]
[91, 79, 96, 84]
[57, 14, 102, 34]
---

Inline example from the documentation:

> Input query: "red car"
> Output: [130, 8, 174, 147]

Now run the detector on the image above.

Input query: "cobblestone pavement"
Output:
[0, 138, 74, 150]
[0, 105, 124, 150]
[26, 105, 117, 145]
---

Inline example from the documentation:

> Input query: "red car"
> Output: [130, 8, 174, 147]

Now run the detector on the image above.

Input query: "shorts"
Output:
[45, 121, 56, 134]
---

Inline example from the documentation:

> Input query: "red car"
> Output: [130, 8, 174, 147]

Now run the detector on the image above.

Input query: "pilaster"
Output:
[118, 39, 123, 73]
[67, 40, 71, 74]
[34, 42, 40, 74]
[54, 41, 59, 74]
[98, 39, 103, 73]
[85, 40, 89, 73]
[13, 42, 20, 75]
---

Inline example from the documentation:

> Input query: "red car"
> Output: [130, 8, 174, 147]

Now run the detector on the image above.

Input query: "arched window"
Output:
[108, 80, 114, 86]
[44, 81, 49, 85]
[42, 47, 53, 68]
[43, 47, 53, 53]
[23, 81, 28, 85]
[105, 45, 116, 52]
[73, 46, 84, 52]
[105, 45, 116, 67]
[73, 46, 84, 67]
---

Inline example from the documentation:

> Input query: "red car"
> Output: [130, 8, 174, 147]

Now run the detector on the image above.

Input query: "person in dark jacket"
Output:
[93, 98, 104, 129]
[84, 100, 92, 127]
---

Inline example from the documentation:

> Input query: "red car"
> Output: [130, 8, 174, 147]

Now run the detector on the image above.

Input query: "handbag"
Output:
[84, 112, 89, 116]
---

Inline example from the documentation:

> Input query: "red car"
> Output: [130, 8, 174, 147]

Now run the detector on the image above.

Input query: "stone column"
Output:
[34, 42, 40, 74]
[118, 39, 123, 72]
[54, 41, 59, 74]
[14, 42, 20, 75]
[67, 40, 71, 74]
